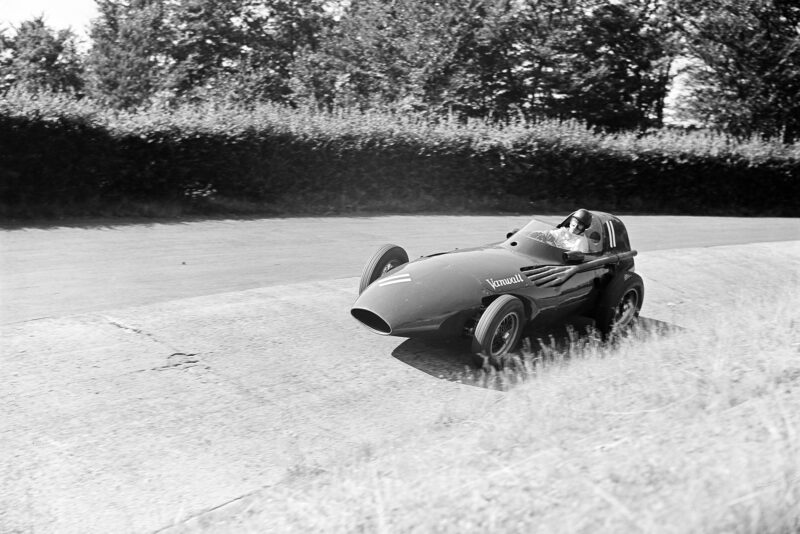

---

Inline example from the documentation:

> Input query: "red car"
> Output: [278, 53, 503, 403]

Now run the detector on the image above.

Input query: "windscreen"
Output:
[509, 219, 561, 248]
[501, 219, 566, 263]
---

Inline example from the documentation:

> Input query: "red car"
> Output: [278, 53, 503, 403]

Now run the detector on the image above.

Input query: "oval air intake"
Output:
[351, 308, 392, 334]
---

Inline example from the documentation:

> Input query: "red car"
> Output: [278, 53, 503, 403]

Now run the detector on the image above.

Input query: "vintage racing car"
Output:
[350, 210, 644, 368]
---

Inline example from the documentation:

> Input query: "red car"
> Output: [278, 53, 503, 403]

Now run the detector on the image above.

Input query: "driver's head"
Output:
[569, 209, 592, 235]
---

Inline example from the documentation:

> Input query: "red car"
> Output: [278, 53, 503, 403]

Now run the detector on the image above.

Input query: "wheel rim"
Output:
[490, 312, 519, 356]
[381, 260, 400, 275]
[612, 288, 640, 330]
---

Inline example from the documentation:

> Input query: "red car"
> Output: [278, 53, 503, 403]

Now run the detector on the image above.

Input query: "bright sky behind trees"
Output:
[2, 0, 98, 38]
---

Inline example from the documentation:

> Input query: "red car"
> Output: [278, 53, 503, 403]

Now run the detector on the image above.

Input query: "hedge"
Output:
[1, 90, 798, 217]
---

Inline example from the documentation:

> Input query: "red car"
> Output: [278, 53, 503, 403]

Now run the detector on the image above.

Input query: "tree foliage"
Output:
[551, 1, 675, 129]
[85, 0, 172, 108]
[83, 0, 328, 106]
[1, 0, 797, 139]
[289, 0, 675, 130]
[673, 0, 800, 142]
[172, 0, 327, 102]
[0, 17, 83, 94]
[166, 0, 249, 94]
[289, 0, 476, 112]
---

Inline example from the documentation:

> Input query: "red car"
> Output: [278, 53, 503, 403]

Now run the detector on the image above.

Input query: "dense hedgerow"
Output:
[1, 89, 798, 217]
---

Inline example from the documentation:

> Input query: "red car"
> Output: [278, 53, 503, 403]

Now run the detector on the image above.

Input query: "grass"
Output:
[188, 286, 799, 533]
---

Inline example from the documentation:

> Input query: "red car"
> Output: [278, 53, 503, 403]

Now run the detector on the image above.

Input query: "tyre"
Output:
[471, 295, 526, 369]
[358, 244, 409, 294]
[594, 271, 644, 339]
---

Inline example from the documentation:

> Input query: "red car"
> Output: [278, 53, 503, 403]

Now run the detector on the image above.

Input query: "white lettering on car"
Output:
[486, 274, 525, 290]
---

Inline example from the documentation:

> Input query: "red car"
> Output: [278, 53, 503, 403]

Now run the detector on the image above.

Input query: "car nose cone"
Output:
[351, 261, 486, 336]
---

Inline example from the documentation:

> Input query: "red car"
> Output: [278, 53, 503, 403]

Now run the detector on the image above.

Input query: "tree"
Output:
[430, 0, 529, 119]
[289, 0, 675, 129]
[85, 0, 171, 108]
[289, 0, 522, 114]
[130, 0, 325, 104]
[560, 1, 675, 130]
[0, 28, 15, 93]
[507, 0, 675, 130]
[672, 0, 800, 142]
[289, 0, 441, 110]
[0, 17, 84, 94]
[165, 0, 249, 97]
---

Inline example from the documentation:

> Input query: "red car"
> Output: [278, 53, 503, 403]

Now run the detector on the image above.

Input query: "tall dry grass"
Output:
[215, 287, 800, 533]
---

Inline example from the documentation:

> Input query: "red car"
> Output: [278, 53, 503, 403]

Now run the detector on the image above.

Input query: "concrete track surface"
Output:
[1, 216, 799, 533]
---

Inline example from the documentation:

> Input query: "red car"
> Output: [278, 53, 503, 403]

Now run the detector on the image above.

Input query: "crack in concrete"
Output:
[101, 315, 176, 348]
[102, 316, 213, 374]
[151, 353, 209, 372]
[152, 483, 272, 533]
[153, 452, 348, 532]
[2, 316, 53, 327]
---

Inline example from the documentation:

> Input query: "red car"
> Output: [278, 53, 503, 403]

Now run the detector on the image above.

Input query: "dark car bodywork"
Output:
[351, 211, 637, 342]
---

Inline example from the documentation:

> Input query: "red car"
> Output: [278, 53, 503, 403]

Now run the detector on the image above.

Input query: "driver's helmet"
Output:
[570, 209, 592, 232]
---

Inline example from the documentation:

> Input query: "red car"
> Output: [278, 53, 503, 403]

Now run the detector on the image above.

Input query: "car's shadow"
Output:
[391, 316, 680, 390]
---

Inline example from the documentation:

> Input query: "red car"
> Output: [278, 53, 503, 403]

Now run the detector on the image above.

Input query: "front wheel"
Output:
[472, 295, 526, 369]
[594, 272, 644, 339]
[358, 244, 409, 294]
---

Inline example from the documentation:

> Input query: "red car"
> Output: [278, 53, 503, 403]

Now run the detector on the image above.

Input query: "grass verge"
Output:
[177, 286, 799, 533]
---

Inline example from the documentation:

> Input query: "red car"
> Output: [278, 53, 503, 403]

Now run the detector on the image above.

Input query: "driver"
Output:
[548, 209, 591, 252]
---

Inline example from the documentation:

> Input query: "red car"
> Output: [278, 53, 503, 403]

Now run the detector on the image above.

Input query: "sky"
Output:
[2, 0, 98, 38]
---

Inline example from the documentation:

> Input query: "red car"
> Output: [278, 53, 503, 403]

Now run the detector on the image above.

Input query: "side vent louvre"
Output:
[520, 264, 575, 288]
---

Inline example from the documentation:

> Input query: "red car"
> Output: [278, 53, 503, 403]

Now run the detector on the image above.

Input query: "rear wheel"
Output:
[358, 244, 409, 294]
[472, 295, 526, 369]
[594, 272, 644, 339]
